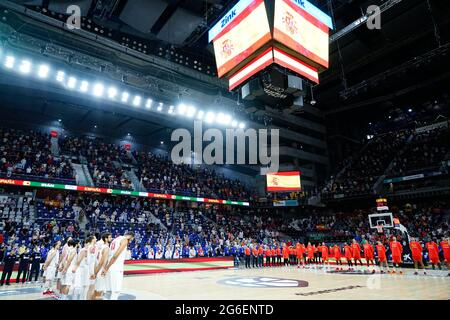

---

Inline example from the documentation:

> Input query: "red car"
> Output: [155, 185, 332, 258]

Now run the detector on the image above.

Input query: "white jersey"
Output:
[108, 236, 127, 272]
[47, 248, 60, 269]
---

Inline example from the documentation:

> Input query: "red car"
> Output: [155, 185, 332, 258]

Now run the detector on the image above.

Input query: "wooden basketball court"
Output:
[1, 265, 448, 300]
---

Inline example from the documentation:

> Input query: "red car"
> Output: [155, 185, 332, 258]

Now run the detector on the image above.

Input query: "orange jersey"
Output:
[282, 247, 290, 259]
[390, 241, 403, 257]
[376, 244, 386, 259]
[321, 246, 329, 258]
[245, 247, 251, 255]
[258, 247, 264, 255]
[426, 242, 439, 259]
[296, 245, 305, 258]
[363, 244, 374, 258]
[440, 241, 450, 260]
[333, 246, 341, 259]
[409, 241, 423, 258]
[307, 245, 315, 258]
[272, 248, 277, 256]
[344, 245, 352, 259]
[352, 243, 361, 258]
[252, 248, 258, 256]
[265, 249, 272, 257]
[276, 248, 281, 256]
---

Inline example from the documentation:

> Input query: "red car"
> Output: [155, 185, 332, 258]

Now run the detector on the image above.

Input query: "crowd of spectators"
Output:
[60, 136, 132, 190]
[133, 150, 253, 201]
[1, 188, 448, 263]
[322, 130, 411, 198]
[388, 127, 449, 178]
[0, 128, 75, 183]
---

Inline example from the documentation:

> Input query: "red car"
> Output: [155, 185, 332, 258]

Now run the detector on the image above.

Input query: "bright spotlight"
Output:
[197, 110, 204, 120]
[67, 77, 77, 89]
[133, 95, 142, 106]
[19, 60, 32, 74]
[146, 99, 153, 109]
[239, 122, 246, 129]
[93, 83, 104, 97]
[121, 92, 129, 103]
[56, 71, 65, 82]
[108, 87, 117, 99]
[177, 104, 187, 115]
[219, 114, 232, 125]
[187, 106, 196, 118]
[80, 81, 89, 92]
[168, 106, 175, 114]
[157, 103, 163, 112]
[231, 120, 238, 128]
[37, 65, 50, 79]
[5, 56, 15, 69]
[205, 112, 215, 123]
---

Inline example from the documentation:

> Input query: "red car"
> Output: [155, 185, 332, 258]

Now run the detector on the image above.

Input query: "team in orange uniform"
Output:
[321, 242, 329, 265]
[376, 241, 389, 273]
[344, 243, 353, 268]
[252, 246, 259, 268]
[363, 241, 375, 270]
[389, 237, 403, 273]
[258, 245, 264, 268]
[351, 239, 363, 266]
[426, 240, 442, 270]
[409, 238, 426, 275]
[440, 237, 450, 274]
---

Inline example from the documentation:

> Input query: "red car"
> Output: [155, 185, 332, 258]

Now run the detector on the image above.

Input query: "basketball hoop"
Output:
[376, 225, 384, 234]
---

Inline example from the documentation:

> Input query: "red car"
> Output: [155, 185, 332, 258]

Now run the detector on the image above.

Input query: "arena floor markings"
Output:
[1, 266, 448, 300]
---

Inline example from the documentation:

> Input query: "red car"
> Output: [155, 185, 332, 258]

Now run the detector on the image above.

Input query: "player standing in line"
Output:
[102, 231, 135, 300]
[55, 237, 72, 298]
[282, 243, 290, 266]
[92, 232, 112, 300]
[85, 235, 100, 300]
[351, 239, 363, 269]
[321, 242, 329, 268]
[389, 237, 403, 274]
[409, 237, 426, 275]
[296, 243, 305, 268]
[333, 244, 342, 270]
[376, 241, 389, 273]
[59, 239, 78, 300]
[363, 240, 375, 273]
[306, 242, 315, 265]
[440, 237, 450, 276]
[426, 239, 442, 270]
[264, 245, 271, 267]
[275, 246, 280, 267]
[258, 244, 264, 268]
[344, 242, 353, 270]
[42, 241, 61, 295]
[73, 236, 96, 300]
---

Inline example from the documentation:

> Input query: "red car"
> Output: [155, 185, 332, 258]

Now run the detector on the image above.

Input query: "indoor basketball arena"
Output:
[0, 0, 449, 308]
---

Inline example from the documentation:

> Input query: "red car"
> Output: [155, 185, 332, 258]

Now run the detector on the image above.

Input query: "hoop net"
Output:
[376, 224, 384, 234]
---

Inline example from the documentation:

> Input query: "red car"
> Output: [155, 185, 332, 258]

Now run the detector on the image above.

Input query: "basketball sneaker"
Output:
[414, 271, 418, 275]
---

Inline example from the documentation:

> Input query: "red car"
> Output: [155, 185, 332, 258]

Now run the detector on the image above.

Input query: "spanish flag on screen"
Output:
[266, 171, 301, 192]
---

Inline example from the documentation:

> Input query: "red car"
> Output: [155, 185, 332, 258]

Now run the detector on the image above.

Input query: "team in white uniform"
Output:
[40, 231, 133, 300]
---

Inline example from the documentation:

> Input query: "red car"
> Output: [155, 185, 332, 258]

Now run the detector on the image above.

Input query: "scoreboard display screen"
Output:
[209, 0, 271, 77]
[274, 0, 332, 68]
[266, 171, 301, 192]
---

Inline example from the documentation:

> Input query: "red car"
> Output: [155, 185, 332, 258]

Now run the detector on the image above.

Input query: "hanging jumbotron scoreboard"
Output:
[209, 0, 333, 90]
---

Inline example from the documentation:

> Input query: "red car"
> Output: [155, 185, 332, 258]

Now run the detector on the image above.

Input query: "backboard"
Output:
[368, 212, 394, 229]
